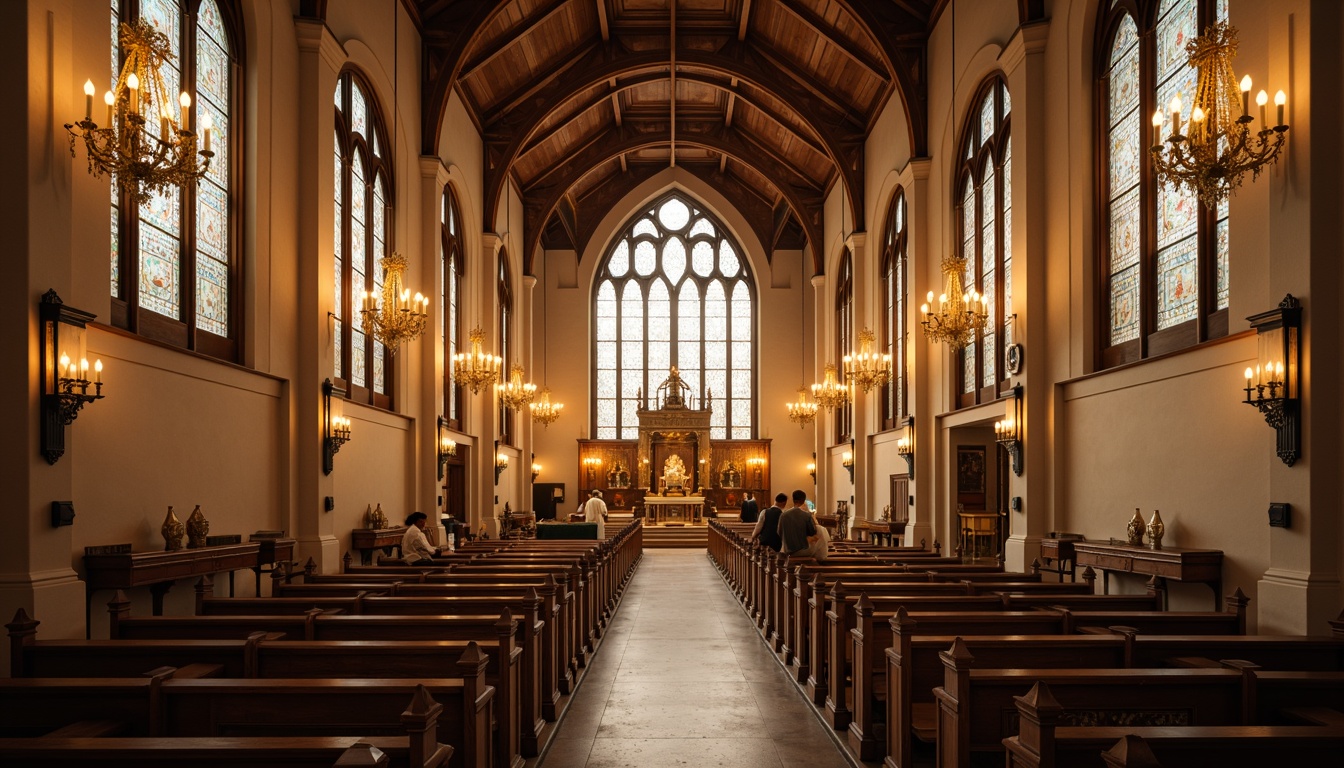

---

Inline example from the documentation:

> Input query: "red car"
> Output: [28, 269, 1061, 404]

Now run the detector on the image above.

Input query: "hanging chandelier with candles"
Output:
[65, 19, 211, 205]
[844, 328, 893, 393]
[786, 387, 819, 427]
[453, 326, 503, 394]
[1150, 23, 1289, 208]
[497, 364, 538, 410]
[920, 255, 989, 348]
[530, 388, 564, 427]
[811, 364, 849, 411]
[359, 254, 429, 350]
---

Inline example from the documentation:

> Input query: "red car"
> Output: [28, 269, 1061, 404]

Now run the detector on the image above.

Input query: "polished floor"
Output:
[539, 549, 852, 768]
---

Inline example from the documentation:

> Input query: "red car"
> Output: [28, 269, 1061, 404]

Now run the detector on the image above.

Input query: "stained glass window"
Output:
[592, 193, 755, 439]
[956, 75, 1011, 407]
[1099, 0, 1230, 368]
[880, 190, 908, 430]
[110, 0, 238, 361]
[443, 185, 464, 428]
[335, 70, 393, 408]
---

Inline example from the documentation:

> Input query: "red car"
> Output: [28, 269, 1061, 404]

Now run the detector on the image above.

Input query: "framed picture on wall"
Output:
[957, 446, 987, 495]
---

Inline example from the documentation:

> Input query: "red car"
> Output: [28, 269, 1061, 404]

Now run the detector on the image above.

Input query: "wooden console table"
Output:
[350, 527, 407, 565]
[854, 519, 907, 547]
[1072, 541, 1224, 610]
[250, 536, 297, 593]
[83, 542, 264, 636]
[644, 495, 704, 525]
[1039, 536, 1084, 582]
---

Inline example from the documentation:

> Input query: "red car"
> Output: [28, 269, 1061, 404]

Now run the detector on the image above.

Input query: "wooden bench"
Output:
[0, 736, 446, 767]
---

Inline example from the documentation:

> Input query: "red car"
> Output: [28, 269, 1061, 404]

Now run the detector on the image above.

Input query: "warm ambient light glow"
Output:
[452, 326, 503, 394]
[844, 328, 893, 393]
[359, 253, 430, 350]
[920, 256, 989, 348]
[496, 364, 538, 410]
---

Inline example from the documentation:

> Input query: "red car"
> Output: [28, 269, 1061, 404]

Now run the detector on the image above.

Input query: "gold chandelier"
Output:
[811, 364, 849, 411]
[920, 256, 989, 348]
[65, 19, 211, 205]
[1150, 23, 1289, 208]
[530, 388, 564, 427]
[497, 364, 538, 409]
[844, 328, 892, 393]
[786, 387, 818, 427]
[453, 326, 502, 394]
[359, 253, 429, 350]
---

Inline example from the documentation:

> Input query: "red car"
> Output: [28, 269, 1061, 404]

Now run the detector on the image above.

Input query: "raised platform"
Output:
[603, 515, 708, 548]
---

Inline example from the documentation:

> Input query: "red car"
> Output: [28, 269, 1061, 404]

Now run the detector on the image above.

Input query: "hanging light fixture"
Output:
[529, 270, 564, 426]
[811, 363, 849, 411]
[845, 328, 893, 393]
[920, 255, 989, 348]
[65, 19, 211, 204]
[497, 363, 537, 409]
[1150, 23, 1289, 208]
[784, 252, 817, 426]
[453, 326, 503, 394]
[358, 1, 428, 350]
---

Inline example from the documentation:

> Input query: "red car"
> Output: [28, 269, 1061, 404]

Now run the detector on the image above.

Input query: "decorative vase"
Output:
[161, 506, 184, 551]
[372, 503, 388, 529]
[1126, 508, 1145, 547]
[186, 505, 210, 548]
[1146, 509, 1165, 550]
[364, 504, 375, 528]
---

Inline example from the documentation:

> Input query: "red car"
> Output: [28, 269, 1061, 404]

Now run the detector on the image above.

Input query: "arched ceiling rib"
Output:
[412, 0, 938, 273]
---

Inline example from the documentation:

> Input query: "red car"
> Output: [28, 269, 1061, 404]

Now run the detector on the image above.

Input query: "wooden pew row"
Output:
[1004, 684, 1344, 768]
[933, 649, 1344, 768]
[0, 736, 446, 768]
[6, 617, 523, 768]
[110, 597, 556, 757]
[0, 673, 478, 768]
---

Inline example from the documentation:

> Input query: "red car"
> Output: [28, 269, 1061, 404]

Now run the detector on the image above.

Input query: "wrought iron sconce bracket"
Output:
[807, 452, 817, 484]
[494, 439, 509, 485]
[896, 416, 915, 481]
[40, 290, 105, 464]
[842, 439, 855, 483]
[1244, 294, 1301, 466]
[436, 416, 457, 481]
[322, 378, 351, 475]
[995, 385, 1024, 477]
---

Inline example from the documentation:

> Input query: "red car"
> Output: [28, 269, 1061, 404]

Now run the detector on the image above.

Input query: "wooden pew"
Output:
[1003, 682, 1344, 768]
[7, 614, 522, 768]
[0, 737, 446, 768]
[0, 671, 483, 768]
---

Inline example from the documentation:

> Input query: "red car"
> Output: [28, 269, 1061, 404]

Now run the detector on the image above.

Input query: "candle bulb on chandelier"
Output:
[179, 91, 191, 132]
[59, 354, 70, 378]
[104, 90, 115, 127]
[1274, 90, 1286, 127]
[1244, 367, 1253, 391]
[1169, 94, 1182, 137]
[1151, 110, 1163, 147]
[94, 359, 103, 384]
[1240, 75, 1252, 118]
[127, 72, 139, 115]
[83, 80, 94, 121]
[80, 358, 89, 380]
[201, 112, 212, 152]
[1256, 90, 1268, 129]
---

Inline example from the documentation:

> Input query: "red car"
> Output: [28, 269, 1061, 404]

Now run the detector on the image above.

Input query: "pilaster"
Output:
[898, 157, 934, 549]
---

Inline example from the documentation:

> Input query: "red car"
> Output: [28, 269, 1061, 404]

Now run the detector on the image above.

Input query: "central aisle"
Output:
[540, 549, 851, 768]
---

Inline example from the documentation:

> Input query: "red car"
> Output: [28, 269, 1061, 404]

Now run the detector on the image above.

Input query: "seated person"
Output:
[401, 512, 442, 563]
[778, 490, 827, 562]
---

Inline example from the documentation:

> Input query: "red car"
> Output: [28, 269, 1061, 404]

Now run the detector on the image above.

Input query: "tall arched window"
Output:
[593, 193, 755, 440]
[881, 190, 908, 430]
[835, 249, 853, 444]
[1099, 0, 1229, 369]
[334, 71, 392, 408]
[442, 185, 463, 428]
[498, 252, 514, 446]
[957, 77, 1012, 408]
[110, 0, 241, 362]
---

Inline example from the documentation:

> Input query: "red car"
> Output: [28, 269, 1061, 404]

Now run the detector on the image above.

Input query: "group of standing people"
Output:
[741, 490, 829, 562]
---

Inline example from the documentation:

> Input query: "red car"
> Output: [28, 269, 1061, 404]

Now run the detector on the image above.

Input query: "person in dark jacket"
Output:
[750, 493, 786, 551]
[739, 492, 760, 523]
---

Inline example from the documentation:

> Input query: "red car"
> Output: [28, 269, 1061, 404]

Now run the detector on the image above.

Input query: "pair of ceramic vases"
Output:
[160, 505, 209, 551]
[1126, 508, 1166, 549]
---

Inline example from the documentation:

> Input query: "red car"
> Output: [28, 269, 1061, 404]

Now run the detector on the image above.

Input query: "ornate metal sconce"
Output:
[582, 456, 602, 487]
[747, 457, 765, 489]
[531, 462, 541, 483]
[994, 384, 1024, 476]
[807, 452, 817, 484]
[436, 416, 457, 481]
[896, 416, 915, 480]
[322, 378, 351, 475]
[842, 439, 855, 483]
[494, 440, 509, 485]
[1244, 294, 1301, 466]
[40, 291, 106, 464]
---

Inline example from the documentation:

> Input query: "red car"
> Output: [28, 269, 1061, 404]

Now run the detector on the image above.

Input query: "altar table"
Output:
[643, 495, 705, 525]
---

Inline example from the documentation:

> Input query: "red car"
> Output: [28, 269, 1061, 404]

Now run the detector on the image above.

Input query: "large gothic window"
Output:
[957, 77, 1012, 408]
[442, 185, 463, 428]
[593, 194, 755, 440]
[1099, 0, 1229, 369]
[333, 71, 392, 408]
[110, 0, 240, 362]
[880, 191, 908, 430]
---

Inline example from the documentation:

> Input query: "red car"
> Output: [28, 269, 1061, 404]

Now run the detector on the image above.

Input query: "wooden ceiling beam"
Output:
[459, 0, 577, 82]
[738, 0, 752, 41]
[747, 43, 863, 128]
[596, 0, 610, 40]
[775, 0, 889, 83]
[484, 36, 603, 122]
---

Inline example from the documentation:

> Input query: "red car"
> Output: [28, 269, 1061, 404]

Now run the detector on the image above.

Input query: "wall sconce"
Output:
[807, 452, 816, 484]
[994, 384, 1024, 476]
[747, 457, 765, 488]
[582, 456, 602, 486]
[896, 416, 915, 480]
[494, 440, 509, 485]
[532, 462, 541, 482]
[322, 378, 352, 475]
[436, 416, 457, 481]
[1244, 294, 1301, 466]
[40, 290, 105, 464]
[842, 439, 855, 483]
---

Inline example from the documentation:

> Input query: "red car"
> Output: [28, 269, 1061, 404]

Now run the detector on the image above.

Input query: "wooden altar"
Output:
[644, 495, 706, 525]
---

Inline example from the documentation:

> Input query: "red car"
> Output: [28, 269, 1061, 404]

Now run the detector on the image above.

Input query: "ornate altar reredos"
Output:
[637, 367, 712, 493]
